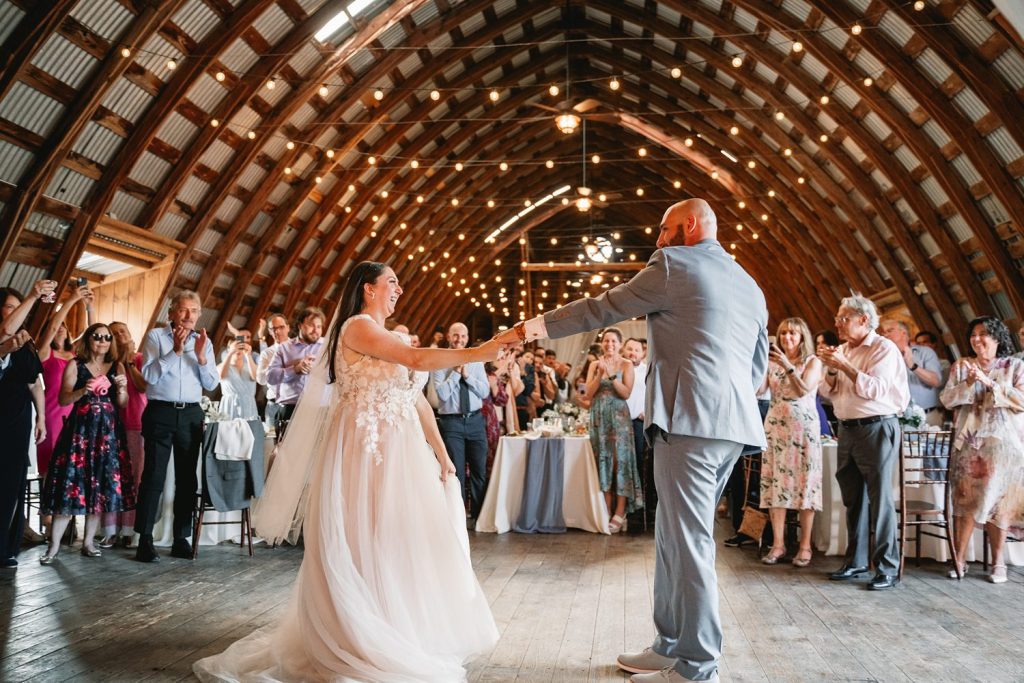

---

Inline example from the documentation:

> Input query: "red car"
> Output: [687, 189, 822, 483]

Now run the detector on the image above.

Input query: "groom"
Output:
[496, 198, 767, 682]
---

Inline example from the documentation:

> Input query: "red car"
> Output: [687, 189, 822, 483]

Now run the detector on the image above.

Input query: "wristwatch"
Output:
[910, 363, 919, 371]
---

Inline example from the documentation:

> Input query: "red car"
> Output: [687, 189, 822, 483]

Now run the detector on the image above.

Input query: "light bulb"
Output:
[455, 162, 463, 171]
[591, 154, 600, 164]
[792, 41, 803, 53]
[549, 84, 559, 96]
[499, 162, 508, 171]
[820, 94, 830, 105]
[670, 67, 682, 78]
[851, 24, 862, 36]
[609, 77, 620, 91]
[166, 59, 177, 70]
[373, 88, 384, 100]
[545, 160, 554, 169]
[732, 56, 743, 68]
[215, 71, 225, 82]
[410, 159, 419, 168]
[489, 89, 500, 102]
[266, 79, 276, 90]
[120, 47, 131, 58]
[319, 84, 329, 97]
[430, 89, 440, 100]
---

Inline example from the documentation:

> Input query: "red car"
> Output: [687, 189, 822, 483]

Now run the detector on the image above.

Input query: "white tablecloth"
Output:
[814, 440, 1023, 566]
[476, 435, 609, 534]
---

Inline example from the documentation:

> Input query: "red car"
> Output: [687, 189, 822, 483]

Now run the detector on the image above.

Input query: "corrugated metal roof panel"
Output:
[177, 175, 210, 208]
[753, 61, 779, 87]
[818, 17, 848, 52]
[852, 49, 884, 81]
[951, 87, 988, 122]
[195, 228, 221, 253]
[128, 151, 173, 188]
[77, 251, 134, 276]
[992, 49, 1024, 90]
[945, 214, 972, 243]
[252, 4, 294, 46]
[31, 34, 97, 90]
[179, 262, 202, 282]
[26, 211, 68, 239]
[411, 0, 439, 26]
[950, 154, 982, 187]
[991, 290, 1013, 321]
[860, 111, 892, 141]
[108, 190, 146, 223]
[798, 52, 829, 83]
[893, 145, 918, 172]
[977, 195, 1008, 225]
[920, 120, 951, 149]
[0, 261, 47, 291]
[268, 182, 291, 205]
[257, 253, 278, 277]
[886, 81, 916, 116]
[71, 0, 134, 41]
[779, 0, 811, 23]
[919, 176, 949, 208]
[45, 168, 94, 207]
[153, 211, 187, 239]
[347, 48, 375, 76]
[378, 21, 406, 49]
[260, 78, 290, 106]
[831, 80, 860, 109]
[156, 110, 199, 150]
[951, 3, 994, 46]
[247, 211, 270, 237]
[102, 78, 153, 121]
[171, 0, 221, 43]
[228, 242, 253, 267]
[199, 139, 234, 173]
[296, 0, 327, 13]
[986, 127, 1024, 165]
[914, 48, 953, 88]
[215, 195, 243, 223]
[295, 197, 318, 222]
[0, 141, 33, 184]
[876, 10, 915, 46]
[186, 73, 227, 113]
[844, 137, 869, 164]
[0, 3, 25, 45]
[134, 35, 185, 76]
[71, 121, 123, 166]
[219, 38, 260, 75]
[287, 43, 321, 78]
[0, 82, 64, 137]
[236, 163, 267, 192]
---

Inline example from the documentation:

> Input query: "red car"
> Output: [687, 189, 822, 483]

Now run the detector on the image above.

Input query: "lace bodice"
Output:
[336, 314, 428, 464]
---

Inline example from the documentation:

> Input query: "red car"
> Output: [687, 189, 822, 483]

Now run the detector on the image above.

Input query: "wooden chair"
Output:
[190, 492, 254, 559]
[23, 472, 43, 532]
[897, 430, 959, 580]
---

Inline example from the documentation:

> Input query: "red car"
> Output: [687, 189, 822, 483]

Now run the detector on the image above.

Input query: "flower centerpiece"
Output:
[899, 402, 927, 429]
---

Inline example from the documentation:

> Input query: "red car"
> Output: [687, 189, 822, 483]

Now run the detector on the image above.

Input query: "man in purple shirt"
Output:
[266, 307, 325, 435]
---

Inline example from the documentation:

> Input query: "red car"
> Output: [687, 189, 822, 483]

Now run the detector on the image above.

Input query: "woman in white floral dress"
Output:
[760, 318, 824, 567]
[940, 316, 1024, 584]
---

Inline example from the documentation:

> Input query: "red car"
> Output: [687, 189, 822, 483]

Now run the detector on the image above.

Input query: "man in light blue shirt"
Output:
[881, 320, 944, 426]
[134, 290, 219, 563]
[430, 322, 490, 518]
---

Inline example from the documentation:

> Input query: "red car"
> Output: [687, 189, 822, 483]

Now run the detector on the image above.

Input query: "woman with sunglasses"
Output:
[39, 323, 136, 563]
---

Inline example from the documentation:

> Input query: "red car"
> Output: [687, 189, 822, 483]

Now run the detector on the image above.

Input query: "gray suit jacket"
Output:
[201, 420, 266, 512]
[544, 240, 768, 448]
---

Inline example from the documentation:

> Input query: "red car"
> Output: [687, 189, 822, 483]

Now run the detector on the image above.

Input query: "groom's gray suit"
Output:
[541, 239, 768, 680]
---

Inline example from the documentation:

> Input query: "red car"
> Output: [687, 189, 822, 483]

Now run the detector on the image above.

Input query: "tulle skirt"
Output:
[194, 408, 498, 682]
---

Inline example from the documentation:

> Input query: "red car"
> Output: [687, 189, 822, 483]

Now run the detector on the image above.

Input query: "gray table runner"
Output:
[513, 437, 567, 534]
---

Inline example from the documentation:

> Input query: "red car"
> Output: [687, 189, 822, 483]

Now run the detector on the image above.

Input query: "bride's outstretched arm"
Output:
[415, 392, 457, 482]
[344, 317, 502, 371]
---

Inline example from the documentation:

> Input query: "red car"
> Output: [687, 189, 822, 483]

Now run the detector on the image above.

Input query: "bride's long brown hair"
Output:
[326, 261, 388, 384]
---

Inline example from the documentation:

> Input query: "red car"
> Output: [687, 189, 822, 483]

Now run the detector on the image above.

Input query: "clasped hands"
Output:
[172, 324, 209, 363]
[816, 343, 850, 375]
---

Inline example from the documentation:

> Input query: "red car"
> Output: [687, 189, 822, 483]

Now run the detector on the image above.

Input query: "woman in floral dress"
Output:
[940, 316, 1024, 584]
[39, 323, 135, 563]
[586, 327, 641, 533]
[760, 318, 823, 567]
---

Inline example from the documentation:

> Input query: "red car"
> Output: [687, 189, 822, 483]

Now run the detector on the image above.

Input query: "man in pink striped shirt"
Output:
[818, 294, 909, 591]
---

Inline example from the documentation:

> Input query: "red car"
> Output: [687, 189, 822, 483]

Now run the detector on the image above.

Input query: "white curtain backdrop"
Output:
[543, 319, 647, 381]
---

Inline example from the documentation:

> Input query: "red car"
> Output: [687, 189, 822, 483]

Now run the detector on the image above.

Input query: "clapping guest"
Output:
[515, 349, 537, 426]
[39, 323, 135, 564]
[759, 318, 824, 567]
[267, 307, 326, 435]
[104, 322, 146, 547]
[219, 329, 259, 420]
[814, 330, 840, 436]
[135, 291, 219, 562]
[586, 327, 642, 533]
[482, 361, 511, 474]
[940, 317, 1024, 584]
[0, 284, 51, 567]
[881, 320, 944, 426]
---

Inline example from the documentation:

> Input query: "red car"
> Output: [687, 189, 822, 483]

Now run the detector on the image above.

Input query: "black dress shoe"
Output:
[135, 535, 160, 563]
[170, 538, 193, 559]
[2, 556, 18, 568]
[868, 573, 899, 591]
[828, 564, 870, 581]
[724, 534, 757, 548]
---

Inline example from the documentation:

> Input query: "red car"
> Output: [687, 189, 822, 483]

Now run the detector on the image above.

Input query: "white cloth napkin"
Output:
[214, 419, 255, 461]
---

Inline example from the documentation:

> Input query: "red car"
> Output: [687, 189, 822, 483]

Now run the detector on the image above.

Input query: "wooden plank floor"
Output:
[2, 522, 1022, 682]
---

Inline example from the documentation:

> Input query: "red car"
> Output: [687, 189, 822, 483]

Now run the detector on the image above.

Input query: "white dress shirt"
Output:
[819, 330, 910, 420]
[626, 360, 647, 420]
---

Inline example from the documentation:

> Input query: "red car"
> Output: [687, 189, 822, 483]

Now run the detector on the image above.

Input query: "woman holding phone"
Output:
[39, 323, 135, 563]
[218, 328, 259, 420]
[760, 317, 824, 567]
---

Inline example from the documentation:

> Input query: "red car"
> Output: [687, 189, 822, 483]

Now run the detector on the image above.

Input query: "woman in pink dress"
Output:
[35, 285, 92, 538]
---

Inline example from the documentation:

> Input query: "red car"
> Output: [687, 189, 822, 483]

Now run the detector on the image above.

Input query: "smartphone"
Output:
[235, 335, 245, 342]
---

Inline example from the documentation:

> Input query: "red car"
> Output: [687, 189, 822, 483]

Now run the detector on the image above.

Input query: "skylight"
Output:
[485, 185, 571, 243]
[314, 0, 377, 42]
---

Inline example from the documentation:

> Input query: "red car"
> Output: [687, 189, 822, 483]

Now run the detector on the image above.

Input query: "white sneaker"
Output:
[617, 648, 676, 674]
[630, 667, 720, 683]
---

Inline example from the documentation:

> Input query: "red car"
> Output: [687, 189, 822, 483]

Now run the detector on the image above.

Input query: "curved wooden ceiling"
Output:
[2, 0, 1024, 350]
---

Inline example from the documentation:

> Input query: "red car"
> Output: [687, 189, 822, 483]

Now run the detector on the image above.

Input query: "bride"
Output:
[194, 261, 501, 682]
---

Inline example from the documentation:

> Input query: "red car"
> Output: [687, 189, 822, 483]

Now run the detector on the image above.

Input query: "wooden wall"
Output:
[87, 264, 173, 343]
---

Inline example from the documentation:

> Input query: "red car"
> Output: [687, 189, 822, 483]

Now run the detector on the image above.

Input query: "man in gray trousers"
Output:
[496, 198, 768, 682]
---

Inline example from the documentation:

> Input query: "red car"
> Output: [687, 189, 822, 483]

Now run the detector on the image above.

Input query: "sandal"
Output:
[81, 546, 102, 558]
[947, 563, 967, 579]
[608, 514, 626, 534]
[39, 549, 60, 565]
[761, 547, 786, 565]
[791, 548, 813, 568]
[989, 564, 1008, 584]
[98, 535, 117, 549]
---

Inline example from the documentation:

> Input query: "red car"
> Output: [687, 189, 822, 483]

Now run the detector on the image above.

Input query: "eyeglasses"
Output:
[91, 334, 113, 342]
[270, 325, 288, 331]
[834, 315, 860, 324]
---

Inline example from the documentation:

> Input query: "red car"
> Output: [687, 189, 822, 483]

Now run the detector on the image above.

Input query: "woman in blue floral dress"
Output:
[586, 328, 642, 532]
[40, 323, 135, 563]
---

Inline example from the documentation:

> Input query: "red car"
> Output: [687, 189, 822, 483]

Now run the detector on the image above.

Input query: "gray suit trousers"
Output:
[835, 417, 901, 575]
[651, 431, 741, 681]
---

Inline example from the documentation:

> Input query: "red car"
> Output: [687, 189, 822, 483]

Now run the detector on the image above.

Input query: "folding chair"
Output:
[897, 430, 958, 580]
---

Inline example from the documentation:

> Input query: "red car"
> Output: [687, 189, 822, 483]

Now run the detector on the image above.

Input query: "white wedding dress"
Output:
[194, 314, 498, 682]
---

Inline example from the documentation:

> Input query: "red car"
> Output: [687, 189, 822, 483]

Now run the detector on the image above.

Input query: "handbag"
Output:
[738, 505, 768, 540]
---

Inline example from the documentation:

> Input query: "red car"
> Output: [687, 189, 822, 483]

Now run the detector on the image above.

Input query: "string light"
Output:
[499, 162, 509, 171]
[166, 59, 177, 70]
[684, 137, 693, 147]
[591, 154, 600, 164]
[914, 0, 925, 9]
[851, 24, 863, 35]
[319, 84, 329, 97]
[711, 170, 719, 179]
[266, 79, 276, 90]
[775, 111, 785, 121]
[738, 201, 746, 209]
[731, 56, 743, 68]
[489, 89, 500, 102]
[325, 149, 334, 158]
[380, 190, 389, 198]
[819, 134, 829, 143]
[730, 126, 739, 135]
[636, 188, 644, 196]
[410, 159, 418, 168]
[545, 160, 554, 168]
[430, 89, 440, 100]
[247, 130, 256, 139]
[451, 198, 459, 206]
[792, 41, 803, 53]
[286, 141, 295, 150]
[670, 67, 682, 78]
[487, 200, 495, 208]
[864, 77, 874, 86]
[638, 147, 647, 157]
[373, 88, 384, 100]
[120, 47, 131, 58]
[747, 160, 756, 168]
[455, 162, 464, 171]
[598, 193, 607, 202]
[315, 176, 322, 183]
[548, 84, 559, 96]
[783, 148, 793, 156]
[673, 180, 682, 189]
[609, 77, 620, 91]
[820, 94, 830, 105]
[215, 71, 225, 81]
[797, 176, 806, 184]
[210, 118, 219, 127]
[284, 167, 291, 174]
[367, 155, 376, 165]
